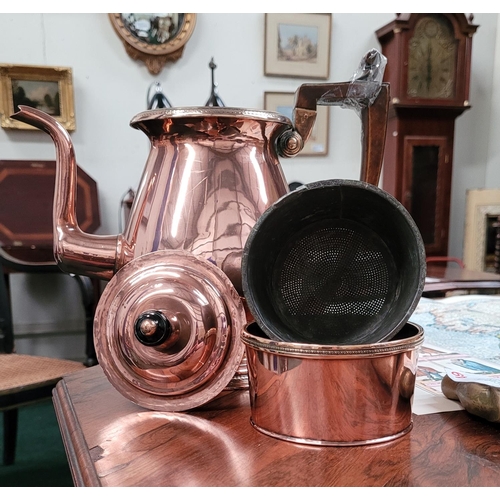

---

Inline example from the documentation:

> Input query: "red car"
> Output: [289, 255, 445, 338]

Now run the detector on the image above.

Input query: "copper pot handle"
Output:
[279, 61, 390, 187]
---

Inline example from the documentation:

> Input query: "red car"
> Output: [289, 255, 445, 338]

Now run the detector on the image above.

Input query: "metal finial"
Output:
[205, 57, 225, 107]
[147, 81, 172, 110]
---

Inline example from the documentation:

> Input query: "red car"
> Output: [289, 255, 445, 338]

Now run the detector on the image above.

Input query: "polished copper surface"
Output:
[122, 107, 292, 294]
[242, 322, 424, 446]
[10, 62, 395, 411]
[11, 105, 292, 291]
[10, 81, 389, 291]
[94, 250, 246, 411]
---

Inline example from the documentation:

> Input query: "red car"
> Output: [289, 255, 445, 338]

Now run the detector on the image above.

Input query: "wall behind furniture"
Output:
[0, 13, 498, 359]
[484, 14, 500, 188]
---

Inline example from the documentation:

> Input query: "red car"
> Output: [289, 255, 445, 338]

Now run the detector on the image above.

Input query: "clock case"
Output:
[376, 14, 478, 256]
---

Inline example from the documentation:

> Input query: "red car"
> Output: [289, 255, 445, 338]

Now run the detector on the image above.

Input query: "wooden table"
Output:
[424, 265, 500, 296]
[53, 365, 500, 487]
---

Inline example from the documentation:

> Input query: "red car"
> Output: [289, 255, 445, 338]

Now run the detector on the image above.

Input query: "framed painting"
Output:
[0, 64, 75, 131]
[264, 13, 332, 79]
[264, 91, 329, 156]
[109, 13, 197, 75]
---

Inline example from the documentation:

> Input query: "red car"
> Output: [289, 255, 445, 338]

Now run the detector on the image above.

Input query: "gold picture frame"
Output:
[109, 13, 197, 75]
[463, 189, 500, 272]
[264, 91, 329, 156]
[264, 13, 332, 79]
[0, 64, 75, 131]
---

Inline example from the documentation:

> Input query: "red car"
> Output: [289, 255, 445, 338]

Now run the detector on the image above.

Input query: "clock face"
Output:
[407, 15, 457, 99]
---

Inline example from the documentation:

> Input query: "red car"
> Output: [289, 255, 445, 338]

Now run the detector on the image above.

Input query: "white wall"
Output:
[0, 13, 498, 359]
[451, 13, 499, 260]
[485, 13, 500, 187]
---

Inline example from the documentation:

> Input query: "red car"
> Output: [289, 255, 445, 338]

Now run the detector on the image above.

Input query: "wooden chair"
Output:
[0, 160, 101, 465]
[0, 248, 99, 366]
[0, 159, 102, 366]
[0, 263, 86, 465]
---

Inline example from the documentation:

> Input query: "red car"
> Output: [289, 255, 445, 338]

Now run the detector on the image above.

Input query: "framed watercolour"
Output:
[0, 64, 75, 131]
[264, 92, 329, 156]
[109, 13, 197, 75]
[264, 13, 332, 79]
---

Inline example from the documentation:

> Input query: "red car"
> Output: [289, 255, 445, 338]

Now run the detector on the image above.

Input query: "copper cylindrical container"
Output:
[242, 322, 424, 446]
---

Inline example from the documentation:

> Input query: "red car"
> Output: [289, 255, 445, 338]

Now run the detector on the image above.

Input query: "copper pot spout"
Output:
[11, 105, 119, 279]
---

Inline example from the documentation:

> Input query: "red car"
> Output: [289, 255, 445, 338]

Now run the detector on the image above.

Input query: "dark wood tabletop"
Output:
[52, 365, 500, 487]
[424, 265, 500, 295]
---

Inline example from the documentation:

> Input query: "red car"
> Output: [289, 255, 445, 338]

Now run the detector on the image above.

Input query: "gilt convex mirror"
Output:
[109, 13, 197, 75]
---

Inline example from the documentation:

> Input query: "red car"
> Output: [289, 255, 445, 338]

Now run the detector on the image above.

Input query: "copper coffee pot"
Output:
[11, 50, 390, 411]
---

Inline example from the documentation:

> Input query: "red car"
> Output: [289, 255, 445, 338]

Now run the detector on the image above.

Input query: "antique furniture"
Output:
[376, 14, 478, 256]
[0, 271, 85, 465]
[52, 365, 500, 487]
[426, 256, 465, 268]
[424, 264, 500, 296]
[0, 159, 101, 366]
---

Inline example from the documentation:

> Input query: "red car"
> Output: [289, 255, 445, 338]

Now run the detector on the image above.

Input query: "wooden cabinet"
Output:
[0, 159, 100, 262]
[376, 14, 478, 256]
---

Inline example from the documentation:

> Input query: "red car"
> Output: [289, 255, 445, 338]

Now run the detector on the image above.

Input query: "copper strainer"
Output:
[241, 58, 426, 345]
[241, 179, 426, 345]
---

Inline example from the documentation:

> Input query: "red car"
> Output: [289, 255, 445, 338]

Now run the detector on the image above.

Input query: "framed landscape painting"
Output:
[264, 13, 332, 79]
[0, 64, 75, 131]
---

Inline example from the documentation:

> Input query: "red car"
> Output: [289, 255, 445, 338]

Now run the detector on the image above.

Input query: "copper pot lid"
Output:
[94, 250, 246, 411]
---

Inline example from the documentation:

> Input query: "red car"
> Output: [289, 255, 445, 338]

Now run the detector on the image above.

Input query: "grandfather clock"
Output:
[376, 14, 478, 256]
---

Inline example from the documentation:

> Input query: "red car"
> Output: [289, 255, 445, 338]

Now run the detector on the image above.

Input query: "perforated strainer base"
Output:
[242, 179, 426, 346]
[272, 219, 398, 343]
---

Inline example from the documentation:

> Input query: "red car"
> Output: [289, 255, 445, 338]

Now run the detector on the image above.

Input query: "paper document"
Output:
[412, 343, 500, 415]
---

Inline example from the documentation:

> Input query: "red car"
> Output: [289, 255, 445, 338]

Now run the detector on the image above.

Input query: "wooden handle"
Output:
[285, 82, 390, 187]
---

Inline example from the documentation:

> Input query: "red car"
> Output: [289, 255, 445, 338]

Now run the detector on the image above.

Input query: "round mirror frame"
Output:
[109, 13, 197, 75]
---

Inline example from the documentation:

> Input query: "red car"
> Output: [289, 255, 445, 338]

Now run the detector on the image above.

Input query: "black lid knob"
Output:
[134, 311, 172, 346]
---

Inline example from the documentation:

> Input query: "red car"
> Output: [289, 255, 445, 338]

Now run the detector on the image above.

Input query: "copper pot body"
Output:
[242, 322, 424, 446]
[10, 78, 390, 288]
[121, 108, 292, 295]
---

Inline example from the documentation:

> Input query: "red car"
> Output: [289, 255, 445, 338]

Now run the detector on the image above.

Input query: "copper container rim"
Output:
[130, 106, 292, 127]
[242, 322, 424, 359]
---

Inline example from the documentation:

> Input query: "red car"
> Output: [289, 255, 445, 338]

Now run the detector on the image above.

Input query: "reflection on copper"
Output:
[242, 322, 424, 446]
[249, 146, 268, 205]
[171, 143, 195, 238]
[11, 75, 392, 412]
[95, 411, 249, 486]
[94, 251, 246, 411]
[11, 105, 293, 289]
[10, 81, 390, 289]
